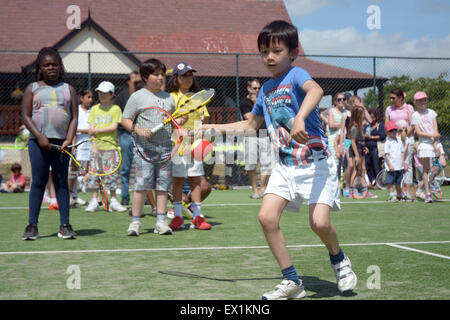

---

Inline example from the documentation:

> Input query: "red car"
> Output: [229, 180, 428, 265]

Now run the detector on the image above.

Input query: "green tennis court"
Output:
[0, 188, 449, 300]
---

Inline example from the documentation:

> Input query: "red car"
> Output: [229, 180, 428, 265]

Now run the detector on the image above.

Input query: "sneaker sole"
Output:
[127, 231, 139, 236]
[338, 272, 358, 293]
[262, 288, 306, 300]
[154, 229, 172, 235]
[22, 235, 40, 241]
[57, 233, 76, 239]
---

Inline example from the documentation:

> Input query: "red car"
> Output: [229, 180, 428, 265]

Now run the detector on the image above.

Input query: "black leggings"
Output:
[28, 138, 70, 225]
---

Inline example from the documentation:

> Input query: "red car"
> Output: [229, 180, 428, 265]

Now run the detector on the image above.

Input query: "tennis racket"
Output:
[151, 88, 215, 134]
[375, 169, 388, 190]
[132, 106, 185, 164]
[51, 138, 122, 211]
[167, 191, 193, 219]
[97, 172, 109, 211]
[352, 173, 368, 199]
[50, 138, 122, 176]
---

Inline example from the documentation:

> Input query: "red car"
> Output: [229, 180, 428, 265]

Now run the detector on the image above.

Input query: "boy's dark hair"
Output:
[166, 74, 200, 93]
[79, 89, 93, 97]
[257, 20, 299, 52]
[35, 47, 65, 82]
[11, 162, 21, 172]
[127, 70, 139, 81]
[140, 59, 166, 82]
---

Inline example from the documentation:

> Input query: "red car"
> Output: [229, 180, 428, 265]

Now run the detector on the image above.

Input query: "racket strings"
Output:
[133, 108, 177, 163]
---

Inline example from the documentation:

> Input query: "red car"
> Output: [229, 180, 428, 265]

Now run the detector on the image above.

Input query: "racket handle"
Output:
[285, 118, 294, 130]
[49, 144, 61, 150]
[151, 123, 164, 134]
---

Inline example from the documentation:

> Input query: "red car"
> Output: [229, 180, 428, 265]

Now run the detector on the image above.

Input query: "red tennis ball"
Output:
[190, 139, 213, 162]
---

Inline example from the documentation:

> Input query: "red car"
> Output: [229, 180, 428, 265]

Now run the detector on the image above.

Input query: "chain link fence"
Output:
[1, 50, 449, 186]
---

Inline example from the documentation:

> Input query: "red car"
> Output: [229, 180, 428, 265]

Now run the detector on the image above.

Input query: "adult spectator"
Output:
[364, 109, 385, 188]
[239, 79, 272, 199]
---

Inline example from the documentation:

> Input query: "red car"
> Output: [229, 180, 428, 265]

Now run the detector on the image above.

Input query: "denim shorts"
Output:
[385, 170, 404, 186]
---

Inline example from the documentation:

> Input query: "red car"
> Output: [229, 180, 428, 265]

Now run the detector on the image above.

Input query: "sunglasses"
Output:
[335, 98, 346, 102]
[252, 87, 261, 90]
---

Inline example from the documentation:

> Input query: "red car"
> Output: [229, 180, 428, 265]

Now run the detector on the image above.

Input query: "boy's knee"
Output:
[258, 211, 277, 229]
[310, 220, 331, 235]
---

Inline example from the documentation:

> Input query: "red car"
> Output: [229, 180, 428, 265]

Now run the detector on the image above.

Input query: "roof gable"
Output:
[0, 0, 298, 54]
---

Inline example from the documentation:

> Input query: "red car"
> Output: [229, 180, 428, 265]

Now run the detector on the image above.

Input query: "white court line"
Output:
[0, 199, 449, 210]
[1, 240, 450, 256]
[386, 243, 450, 260]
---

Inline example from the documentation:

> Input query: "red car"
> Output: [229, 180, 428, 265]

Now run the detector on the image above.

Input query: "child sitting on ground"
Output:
[1, 163, 26, 193]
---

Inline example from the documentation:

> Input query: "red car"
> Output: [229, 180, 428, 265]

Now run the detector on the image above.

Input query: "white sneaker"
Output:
[261, 279, 306, 300]
[331, 255, 358, 293]
[75, 197, 87, 206]
[109, 199, 127, 212]
[154, 219, 172, 235]
[127, 221, 141, 236]
[85, 200, 99, 212]
[416, 190, 426, 200]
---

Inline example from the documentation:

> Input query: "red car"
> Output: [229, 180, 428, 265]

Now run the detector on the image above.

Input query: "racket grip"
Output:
[49, 144, 60, 150]
[151, 123, 164, 134]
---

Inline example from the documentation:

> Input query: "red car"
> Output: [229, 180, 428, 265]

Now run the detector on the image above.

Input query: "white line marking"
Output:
[386, 243, 450, 260]
[0, 199, 449, 211]
[1, 240, 449, 256]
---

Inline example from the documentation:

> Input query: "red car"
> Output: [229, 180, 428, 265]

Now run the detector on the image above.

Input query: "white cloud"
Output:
[300, 28, 450, 58]
[283, 0, 347, 16]
[299, 28, 450, 79]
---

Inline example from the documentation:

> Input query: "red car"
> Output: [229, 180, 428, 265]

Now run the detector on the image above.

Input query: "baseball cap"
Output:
[171, 62, 197, 75]
[414, 91, 428, 100]
[95, 81, 115, 94]
[344, 92, 352, 100]
[385, 120, 398, 132]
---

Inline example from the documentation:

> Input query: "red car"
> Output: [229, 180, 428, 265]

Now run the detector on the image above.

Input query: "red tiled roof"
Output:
[0, 0, 381, 81]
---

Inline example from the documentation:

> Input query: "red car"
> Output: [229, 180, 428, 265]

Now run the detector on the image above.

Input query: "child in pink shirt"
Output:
[1, 163, 26, 193]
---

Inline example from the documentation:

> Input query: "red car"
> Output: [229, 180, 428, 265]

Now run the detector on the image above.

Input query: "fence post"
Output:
[235, 53, 241, 184]
[235, 53, 240, 121]
[373, 56, 377, 110]
[88, 52, 92, 90]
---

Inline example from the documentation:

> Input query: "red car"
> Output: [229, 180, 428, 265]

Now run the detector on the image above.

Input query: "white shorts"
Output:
[265, 157, 341, 212]
[172, 155, 205, 178]
[244, 135, 275, 173]
[417, 142, 436, 159]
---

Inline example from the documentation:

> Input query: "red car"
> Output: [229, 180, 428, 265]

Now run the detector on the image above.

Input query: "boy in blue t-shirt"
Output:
[203, 20, 357, 299]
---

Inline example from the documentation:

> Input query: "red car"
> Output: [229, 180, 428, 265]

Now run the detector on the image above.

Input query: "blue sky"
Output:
[283, 0, 450, 57]
[282, 0, 450, 106]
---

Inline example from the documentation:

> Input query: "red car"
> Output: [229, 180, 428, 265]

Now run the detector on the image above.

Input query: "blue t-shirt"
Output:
[252, 67, 329, 166]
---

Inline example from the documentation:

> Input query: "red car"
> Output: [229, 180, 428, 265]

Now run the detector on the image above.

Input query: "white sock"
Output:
[156, 214, 166, 222]
[191, 202, 201, 218]
[173, 201, 183, 218]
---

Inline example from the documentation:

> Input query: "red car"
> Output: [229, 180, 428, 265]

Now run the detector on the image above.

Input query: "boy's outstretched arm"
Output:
[203, 114, 264, 134]
[290, 80, 324, 144]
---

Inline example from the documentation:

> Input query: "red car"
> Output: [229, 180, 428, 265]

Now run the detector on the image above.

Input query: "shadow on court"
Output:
[39, 229, 106, 238]
[158, 270, 281, 282]
[158, 271, 357, 298]
[301, 275, 357, 298]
